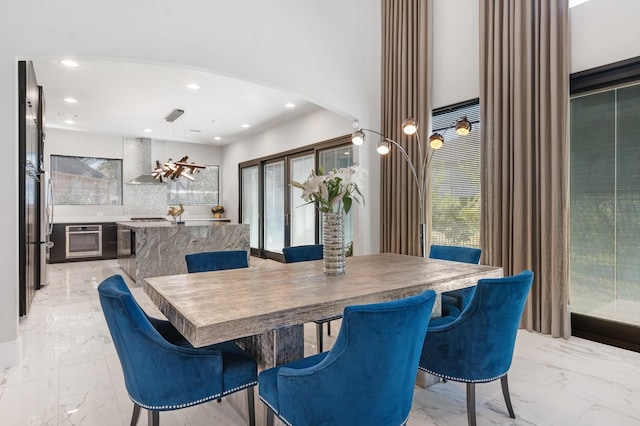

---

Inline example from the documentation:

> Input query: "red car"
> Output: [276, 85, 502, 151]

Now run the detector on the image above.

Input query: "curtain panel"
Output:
[479, 0, 570, 337]
[380, 0, 432, 256]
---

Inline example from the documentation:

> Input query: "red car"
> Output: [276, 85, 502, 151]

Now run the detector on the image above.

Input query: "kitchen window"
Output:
[167, 165, 220, 205]
[51, 155, 122, 205]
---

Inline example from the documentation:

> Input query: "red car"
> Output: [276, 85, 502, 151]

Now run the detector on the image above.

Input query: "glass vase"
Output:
[322, 211, 345, 275]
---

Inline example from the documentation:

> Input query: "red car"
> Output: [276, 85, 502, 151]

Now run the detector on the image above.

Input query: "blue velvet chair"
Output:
[185, 250, 248, 273]
[258, 289, 437, 426]
[429, 245, 482, 317]
[419, 270, 534, 426]
[98, 274, 257, 426]
[282, 244, 338, 353]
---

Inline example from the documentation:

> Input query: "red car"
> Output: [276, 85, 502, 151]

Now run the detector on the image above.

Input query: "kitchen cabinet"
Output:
[48, 222, 118, 263]
[102, 223, 118, 259]
[49, 224, 67, 263]
[117, 225, 134, 279]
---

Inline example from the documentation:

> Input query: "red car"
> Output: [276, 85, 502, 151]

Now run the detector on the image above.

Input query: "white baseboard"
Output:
[0, 336, 22, 368]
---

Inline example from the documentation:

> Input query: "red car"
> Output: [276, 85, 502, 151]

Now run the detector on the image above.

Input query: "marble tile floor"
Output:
[1, 259, 639, 425]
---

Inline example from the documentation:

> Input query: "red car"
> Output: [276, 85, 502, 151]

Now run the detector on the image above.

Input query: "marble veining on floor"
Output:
[1, 259, 639, 425]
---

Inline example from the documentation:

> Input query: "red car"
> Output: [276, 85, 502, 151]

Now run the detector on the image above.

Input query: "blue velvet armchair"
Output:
[258, 289, 437, 426]
[98, 274, 257, 426]
[282, 244, 339, 353]
[419, 270, 534, 426]
[185, 250, 248, 273]
[429, 245, 482, 317]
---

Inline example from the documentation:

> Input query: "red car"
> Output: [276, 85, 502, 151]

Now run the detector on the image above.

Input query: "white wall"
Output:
[570, 0, 640, 73]
[432, 0, 481, 109]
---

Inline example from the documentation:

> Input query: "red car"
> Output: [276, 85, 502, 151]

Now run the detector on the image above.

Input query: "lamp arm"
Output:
[417, 132, 435, 202]
[358, 128, 422, 202]
[382, 137, 421, 197]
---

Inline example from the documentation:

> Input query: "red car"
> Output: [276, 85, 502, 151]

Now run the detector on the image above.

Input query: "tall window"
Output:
[51, 155, 122, 205]
[570, 82, 640, 326]
[430, 102, 481, 247]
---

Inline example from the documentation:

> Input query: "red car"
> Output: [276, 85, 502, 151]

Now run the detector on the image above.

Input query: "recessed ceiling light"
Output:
[285, 102, 296, 108]
[241, 124, 251, 128]
[59, 59, 79, 68]
[187, 83, 200, 90]
[143, 129, 152, 133]
[214, 136, 222, 141]
[64, 97, 77, 103]
[64, 119, 75, 124]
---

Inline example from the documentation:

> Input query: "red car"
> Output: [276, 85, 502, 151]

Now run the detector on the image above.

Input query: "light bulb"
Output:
[429, 133, 444, 150]
[402, 117, 418, 135]
[351, 130, 365, 146]
[455, 116, 472, 135]
[377, 140, 391, 155]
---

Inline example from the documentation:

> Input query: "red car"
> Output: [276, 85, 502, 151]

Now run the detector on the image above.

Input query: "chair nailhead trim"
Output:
[259, 396, 294, 426]
[418, 366, 505, 384]
[259, 396, 411, 426]
[130, 380, 257, 411]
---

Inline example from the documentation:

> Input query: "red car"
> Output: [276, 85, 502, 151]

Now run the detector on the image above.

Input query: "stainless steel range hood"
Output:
[127, 138, 166, 185]
[128, 174, 164, 185]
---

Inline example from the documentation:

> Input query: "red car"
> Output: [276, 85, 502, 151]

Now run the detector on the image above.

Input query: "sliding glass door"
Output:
[318, 145, 355, 252]
[239, 136, 354, 261]
[241, 165, 260, 254]
[289, 153, 316, 246]
[570, 83, 640, 327]
[263, 159, 285, 256]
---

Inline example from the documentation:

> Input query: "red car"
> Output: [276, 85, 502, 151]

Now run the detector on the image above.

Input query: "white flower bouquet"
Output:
[291, 163, 367, 214]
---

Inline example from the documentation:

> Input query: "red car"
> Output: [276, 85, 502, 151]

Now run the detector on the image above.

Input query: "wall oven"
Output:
[65, 225, 102, 259]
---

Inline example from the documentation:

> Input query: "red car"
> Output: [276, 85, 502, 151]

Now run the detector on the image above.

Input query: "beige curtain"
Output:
[480, 0, 570, 337]
[381, 0, 432, 256]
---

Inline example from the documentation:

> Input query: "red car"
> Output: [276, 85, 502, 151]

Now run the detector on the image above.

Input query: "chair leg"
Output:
[327, 320, 331, 336]
[266, 408, 275, 426]
[500, 375, 516, 418]
[315, 323, 324, 353]
[130, 403, 141, 426]
[466, 383, 476, 426]
[147, 410, 159, 426]
[246, 387, 256, 426]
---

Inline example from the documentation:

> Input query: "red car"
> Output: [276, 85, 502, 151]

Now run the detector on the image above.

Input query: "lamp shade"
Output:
[428, 133, 444, 150]
[455, 116, 472, 136]
[351, 130, 365, 145]
[402, 118, 418, 135]
[377, 140, 391, 155]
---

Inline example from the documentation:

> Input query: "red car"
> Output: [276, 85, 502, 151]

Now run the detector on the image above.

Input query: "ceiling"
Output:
[32, 57, 321, 146]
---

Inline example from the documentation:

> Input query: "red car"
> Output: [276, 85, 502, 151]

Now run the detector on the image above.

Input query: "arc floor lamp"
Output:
[352, 116, 472, 257]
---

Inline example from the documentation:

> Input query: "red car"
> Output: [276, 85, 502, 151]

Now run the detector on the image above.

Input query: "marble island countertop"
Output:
[116, 219, 231, 228]
[54, 215, 229, 224]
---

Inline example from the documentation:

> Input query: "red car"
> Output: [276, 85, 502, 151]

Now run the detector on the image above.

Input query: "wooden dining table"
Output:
[143, 253, 503, 424]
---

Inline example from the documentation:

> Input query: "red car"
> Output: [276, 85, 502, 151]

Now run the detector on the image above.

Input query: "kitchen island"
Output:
[117, 220, 250, 284]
